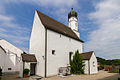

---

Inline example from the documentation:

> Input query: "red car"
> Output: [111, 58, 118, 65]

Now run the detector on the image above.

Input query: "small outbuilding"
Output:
[0, 39, 24, 74]
[80, 51, 98, 74]
[20, 54, 37, 77]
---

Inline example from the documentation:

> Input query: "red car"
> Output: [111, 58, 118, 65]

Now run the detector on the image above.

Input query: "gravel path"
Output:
[41, 71, 120, 80]
[0, 71, 119, 80]
[0, 74, 29, 80]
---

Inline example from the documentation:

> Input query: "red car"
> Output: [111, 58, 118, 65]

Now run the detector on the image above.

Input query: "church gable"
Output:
[30, 10, 46, 54]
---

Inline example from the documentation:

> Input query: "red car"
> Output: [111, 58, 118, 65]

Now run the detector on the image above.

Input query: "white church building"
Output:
[22, 8, 98, 77]
[0, 8, 98, 77]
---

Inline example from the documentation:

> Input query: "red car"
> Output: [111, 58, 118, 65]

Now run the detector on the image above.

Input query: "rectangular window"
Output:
[8, 68, 12, 70]
[93, 62, 95, 67]
[69, 52, 73, 64]
[52, 50, 55, 55]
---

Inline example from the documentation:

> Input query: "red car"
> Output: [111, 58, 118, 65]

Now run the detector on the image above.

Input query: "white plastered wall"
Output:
[83, 60, 89, 74]
[89, 53, 98, 74]
[3, 53, 16, 73]
[46, 29, 83, 77]
[29, 11, 45, 77]
[0, 47, 6, 72]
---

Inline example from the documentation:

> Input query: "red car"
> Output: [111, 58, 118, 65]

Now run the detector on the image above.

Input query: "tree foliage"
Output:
[70, 50, 85, 74]
[113, 59, 120, 66]
[97, 57, 120, 66]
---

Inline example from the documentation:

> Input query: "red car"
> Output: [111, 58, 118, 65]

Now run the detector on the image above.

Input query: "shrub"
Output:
[113, 59, 120, 66]
[23, 68, 30, 75]
[110, 70, 119, 73]
[70, 50, 85, 74]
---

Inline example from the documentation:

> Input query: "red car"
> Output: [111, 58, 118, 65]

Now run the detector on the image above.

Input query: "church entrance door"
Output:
[30, 63, 36, 76]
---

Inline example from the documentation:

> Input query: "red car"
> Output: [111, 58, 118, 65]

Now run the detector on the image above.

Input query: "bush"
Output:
[113, 59, 120, 66]
[109, 70, 119, 73]
[70, 50, 85, 74]
[23, 68, 30, 75]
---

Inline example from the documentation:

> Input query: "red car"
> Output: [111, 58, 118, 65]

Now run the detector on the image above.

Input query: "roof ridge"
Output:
[0, 39, 24, 52]
[80, 51, 94, 60]
[0, 45, 6, 53]
[36, 10, 84, 43]
[81, 51, 94, 54]
[36, 10, 71, 30]
[22, 53, 35, 55]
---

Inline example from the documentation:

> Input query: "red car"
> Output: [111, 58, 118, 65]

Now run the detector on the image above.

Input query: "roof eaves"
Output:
[46, 27, 84, 43]
[0, 45, 6, 53]
[36, 10, 84, 43]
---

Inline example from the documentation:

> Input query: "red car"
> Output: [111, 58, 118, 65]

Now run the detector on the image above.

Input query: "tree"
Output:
[97, 57, 120, 66]
[97, 57, 106, 65]
[113, 59, 120, 66]
[70, 50, 85, 74]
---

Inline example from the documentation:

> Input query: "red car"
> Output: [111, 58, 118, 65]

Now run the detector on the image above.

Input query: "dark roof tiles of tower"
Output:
[68, 8, 78, 19]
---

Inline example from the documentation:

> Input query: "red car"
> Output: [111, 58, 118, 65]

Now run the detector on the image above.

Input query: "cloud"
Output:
[2, 0, 77, 8]
[85, 0, 120, 59]
[0, 0, 78, 52]
[0, 14, 14, 22]
[30, 0, 77, 7]
[0, 3, 30, 52]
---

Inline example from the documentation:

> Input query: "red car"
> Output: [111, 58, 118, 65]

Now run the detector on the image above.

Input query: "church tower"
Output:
[68, 8, 80, 38]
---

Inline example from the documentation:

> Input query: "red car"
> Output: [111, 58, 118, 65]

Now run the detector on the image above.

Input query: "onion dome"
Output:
[68, 8, 78, 19]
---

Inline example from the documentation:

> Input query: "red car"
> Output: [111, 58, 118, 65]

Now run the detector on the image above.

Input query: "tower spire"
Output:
[68, 8, 80, 38]
[68, 8, 78, 31]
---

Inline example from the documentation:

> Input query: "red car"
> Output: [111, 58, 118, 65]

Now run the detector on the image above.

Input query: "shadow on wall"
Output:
[98, 73, 119, 80]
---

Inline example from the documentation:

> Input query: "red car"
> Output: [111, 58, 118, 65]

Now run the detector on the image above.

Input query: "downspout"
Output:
[88, 60, 90, 75]
[45, 29, 47, 77]
[23, 61, 25, 77]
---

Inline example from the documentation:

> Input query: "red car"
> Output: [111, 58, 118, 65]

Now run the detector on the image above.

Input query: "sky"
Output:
[0, 0, 120, 59]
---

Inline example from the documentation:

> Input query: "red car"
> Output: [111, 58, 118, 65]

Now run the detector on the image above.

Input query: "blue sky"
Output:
[0, 0, 120, 59]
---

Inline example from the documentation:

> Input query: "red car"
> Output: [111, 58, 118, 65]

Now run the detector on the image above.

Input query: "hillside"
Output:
[97, 57, 120, 66]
